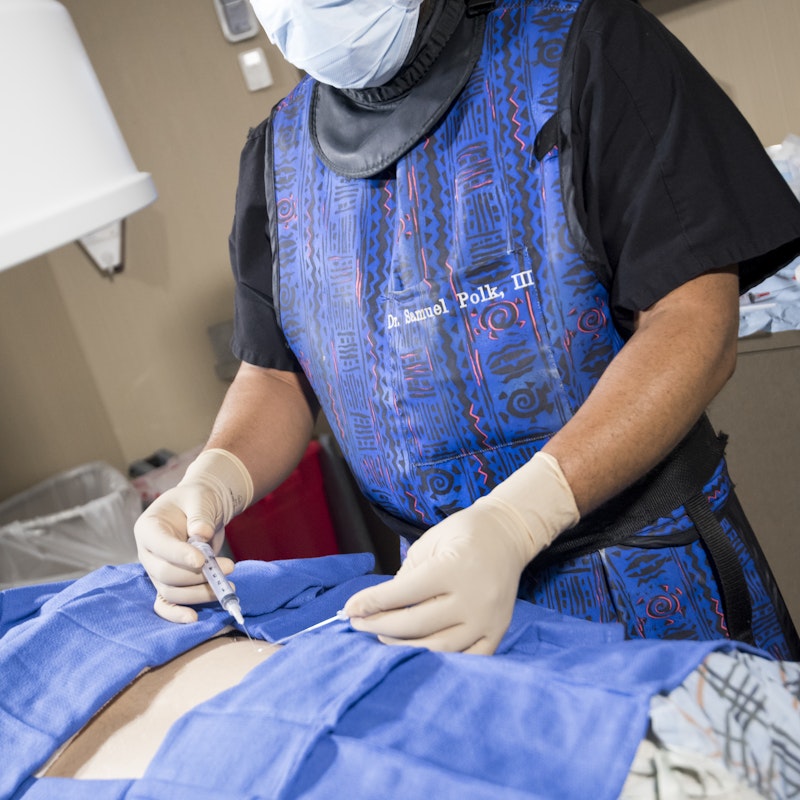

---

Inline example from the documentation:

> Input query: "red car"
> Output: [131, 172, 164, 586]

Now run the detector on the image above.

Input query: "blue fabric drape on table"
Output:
[1, 554, 760, 800]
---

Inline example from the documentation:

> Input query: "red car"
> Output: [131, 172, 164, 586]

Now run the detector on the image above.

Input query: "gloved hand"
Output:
[134, 448, 253, 623]
[343, 451, 580, 654]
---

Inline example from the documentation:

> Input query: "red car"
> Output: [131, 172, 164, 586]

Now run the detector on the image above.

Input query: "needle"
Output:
[188, 536, 259, 651]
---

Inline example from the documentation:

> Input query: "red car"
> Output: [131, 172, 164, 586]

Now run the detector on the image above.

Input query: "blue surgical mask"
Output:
[250, 0, 424, 89]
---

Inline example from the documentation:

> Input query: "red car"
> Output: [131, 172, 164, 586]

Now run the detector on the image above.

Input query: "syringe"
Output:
[188, 536, 245, 626]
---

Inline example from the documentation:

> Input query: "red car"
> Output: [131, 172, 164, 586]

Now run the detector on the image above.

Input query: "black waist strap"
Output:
[684, 492, 754, 645]
[374, 414, 722, 553]
[371, 414, 754, 644]
[525, 414, 754, 643]
[535, 414, 725, 566]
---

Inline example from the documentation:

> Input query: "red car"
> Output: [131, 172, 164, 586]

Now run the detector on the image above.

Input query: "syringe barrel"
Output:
[188, 537, 243, 624]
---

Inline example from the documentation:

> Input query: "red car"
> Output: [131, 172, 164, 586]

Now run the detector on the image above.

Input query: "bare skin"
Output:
[545, 265, 740, 516]
[206, 364, 317, 494]
[39, 633, 279, 780]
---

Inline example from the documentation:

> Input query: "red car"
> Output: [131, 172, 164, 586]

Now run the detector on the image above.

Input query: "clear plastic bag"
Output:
[0, 462, 141, 590]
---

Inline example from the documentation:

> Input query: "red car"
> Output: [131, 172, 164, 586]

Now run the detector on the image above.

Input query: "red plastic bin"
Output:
[224, 440, 340, 562]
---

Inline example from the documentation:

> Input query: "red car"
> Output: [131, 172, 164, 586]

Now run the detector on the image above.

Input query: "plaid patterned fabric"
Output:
[640, 651, 800, 799]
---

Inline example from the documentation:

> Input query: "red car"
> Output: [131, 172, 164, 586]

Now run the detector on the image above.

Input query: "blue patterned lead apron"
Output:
[268, 0, 799, 658]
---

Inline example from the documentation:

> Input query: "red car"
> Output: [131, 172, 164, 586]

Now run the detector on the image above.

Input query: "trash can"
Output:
[0, 462, 141, 590]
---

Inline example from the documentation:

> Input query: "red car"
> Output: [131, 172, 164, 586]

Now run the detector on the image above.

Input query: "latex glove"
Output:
[344, 452, 579, 654]
[134, 448, 253, 623]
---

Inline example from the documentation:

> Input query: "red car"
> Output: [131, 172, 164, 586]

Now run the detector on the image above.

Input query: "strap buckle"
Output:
[466, 0, 496, 17]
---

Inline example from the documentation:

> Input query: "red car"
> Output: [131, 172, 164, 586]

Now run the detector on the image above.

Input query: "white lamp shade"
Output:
[0, 0, 157, 272]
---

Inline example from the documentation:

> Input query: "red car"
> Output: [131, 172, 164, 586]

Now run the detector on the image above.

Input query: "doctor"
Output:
[136, 0, 800, 657]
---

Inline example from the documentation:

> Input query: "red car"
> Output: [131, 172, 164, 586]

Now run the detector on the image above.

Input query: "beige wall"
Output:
[643, 0, 800, 146]
[0, 0, 301, 498]
[0, 259, 124, 485]
[1, 0, 800, 522]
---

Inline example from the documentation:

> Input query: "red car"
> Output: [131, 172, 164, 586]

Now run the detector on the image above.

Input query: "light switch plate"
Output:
[238, 47, 273, 92]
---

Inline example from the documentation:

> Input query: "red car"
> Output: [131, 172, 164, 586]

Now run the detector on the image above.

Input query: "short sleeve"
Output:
[228, 118, 303, 372]
[569, 0, 800, 322]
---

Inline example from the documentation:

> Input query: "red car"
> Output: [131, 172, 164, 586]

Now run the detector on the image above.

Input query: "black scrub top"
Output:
[229, 0, 800, 373]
